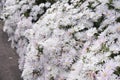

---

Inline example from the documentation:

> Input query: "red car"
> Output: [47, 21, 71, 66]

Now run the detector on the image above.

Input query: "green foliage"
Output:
[106, 0, 115, 10]
[35, 0, 56, 5]
[32, 14, 42, 23]
[116, 17, 120, 22]
[94, 25, 108, 39]
[74, 0, 86, 8]
[50, 76, 54, 80]
[114, 67, 120, 76]
[47, 0, 56, 4]
[101, 43, 109, 52]
[71, 27, 88, 41]
[106, 3, 115, 9]
[94, 33, 99, 39]
[87, 2, 95, 11]
[97, 61, 105, 65]
[24, 9, 31, 18]
[35, 0, 46, 5]
[87, 0, 101, 11]
[82, 56, 86, 63]
[93, 14, 105, 29]
[109, 0, 113, 4]
[72, 32, 78, 41]
[68, 0, 72, 5]
[114, 38, 118, 43]
[33, 69, 41, 76]
[37, 46, 43, 53]
[33, 0, 56, 22]
[59, 25, 73, 30]
[109, 51, 120, 59]
[87, 48, 90, 52]
[79, 28, 88, 32]
[106, 0, 120, 12]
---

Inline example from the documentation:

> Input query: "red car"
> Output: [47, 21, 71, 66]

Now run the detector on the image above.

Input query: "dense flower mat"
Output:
[1, 0, 120, 80]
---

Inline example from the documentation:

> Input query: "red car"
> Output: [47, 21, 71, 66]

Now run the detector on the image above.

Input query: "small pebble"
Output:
[9, 57, 13, 59]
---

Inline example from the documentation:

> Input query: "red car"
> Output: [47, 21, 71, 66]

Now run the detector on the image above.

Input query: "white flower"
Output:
[113, 1, 120, 9]
[86, 28, 97, 37]
[109, 44, 119, 52]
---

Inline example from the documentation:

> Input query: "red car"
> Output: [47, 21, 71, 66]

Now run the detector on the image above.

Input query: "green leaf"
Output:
[93, 14, 105, 29]
[37, 46, 43, 53]
[109, 51, 120, 59]
[24, 9, 31, 17]
[109, 0, 113, 4]
[114, 67, 120, 76]
[101, 44, 109, 52]
[116, 17, 120, 22]
[59, 25, 73, 30]
[87, 2, 95, 11]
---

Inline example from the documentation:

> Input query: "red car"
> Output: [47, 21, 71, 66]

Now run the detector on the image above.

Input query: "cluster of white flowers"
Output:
[1, 0, 120, 80]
